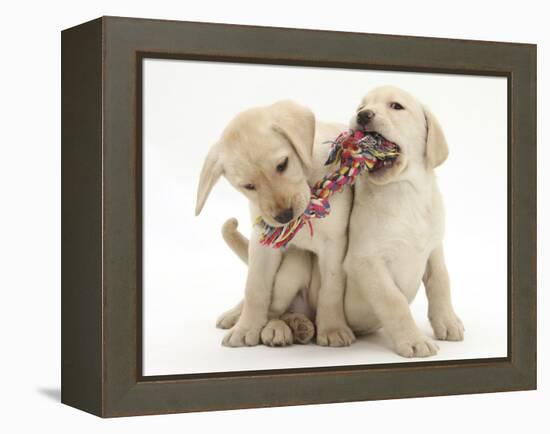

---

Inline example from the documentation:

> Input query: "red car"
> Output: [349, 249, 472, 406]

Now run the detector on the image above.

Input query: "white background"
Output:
[143, 60, 508, 375]
[0, 1, 546, 433]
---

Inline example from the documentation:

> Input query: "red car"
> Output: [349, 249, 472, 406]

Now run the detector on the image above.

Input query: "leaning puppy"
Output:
[343, 86, 464, 357]
[196, 100, 354, 347]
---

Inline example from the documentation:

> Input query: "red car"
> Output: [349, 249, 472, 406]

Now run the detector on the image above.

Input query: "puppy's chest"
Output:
[353, 182, 443, 256]
[291, 210, 346, 253]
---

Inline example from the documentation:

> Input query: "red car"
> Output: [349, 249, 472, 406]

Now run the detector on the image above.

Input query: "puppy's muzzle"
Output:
[357, 109, 375, 126]
[274, 208, 294, 224]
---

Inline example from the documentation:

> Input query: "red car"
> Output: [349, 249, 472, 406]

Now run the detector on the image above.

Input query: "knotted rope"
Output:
[256, 130, 400, 248]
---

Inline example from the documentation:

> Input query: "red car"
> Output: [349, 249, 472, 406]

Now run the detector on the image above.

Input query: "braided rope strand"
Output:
[256, 129, 399, 249]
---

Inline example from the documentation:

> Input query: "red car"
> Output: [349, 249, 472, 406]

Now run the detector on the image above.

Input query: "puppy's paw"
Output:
[222, 324, 262, 347]
[394, 335, 439, 358]
[216, 308, 241, 329]
[430, 311, 465, 341]
[261, 320, 293, 347]
[281, 312, 315, 344]
[316, 324, 356, 347]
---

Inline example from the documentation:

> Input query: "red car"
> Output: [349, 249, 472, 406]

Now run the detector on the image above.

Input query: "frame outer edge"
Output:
[518, 44, 537, 388]
[508, 43, 537, 390]
[61, 17, 105, 417]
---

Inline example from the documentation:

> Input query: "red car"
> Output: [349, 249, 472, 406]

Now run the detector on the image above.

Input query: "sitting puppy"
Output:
[343, 86, 464, 357]
[196, 100, 354, 347]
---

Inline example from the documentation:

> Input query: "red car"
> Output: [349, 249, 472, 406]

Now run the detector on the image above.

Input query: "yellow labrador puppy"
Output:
[344, 86, 464, 357]
[196, 100, 354, 347]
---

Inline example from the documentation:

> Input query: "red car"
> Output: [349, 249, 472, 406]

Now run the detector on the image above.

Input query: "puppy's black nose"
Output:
[357, 109, 375, 125]
[274, 208, 294, 224]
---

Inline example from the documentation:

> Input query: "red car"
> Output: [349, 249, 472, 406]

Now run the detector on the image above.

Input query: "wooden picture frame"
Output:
[61, 16, 537, 417]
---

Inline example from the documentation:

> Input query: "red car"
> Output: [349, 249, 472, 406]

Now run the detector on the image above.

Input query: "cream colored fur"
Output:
[221, 87, 464, 358]
[343, 86, 464, 357]
[196, 100, 354, 347]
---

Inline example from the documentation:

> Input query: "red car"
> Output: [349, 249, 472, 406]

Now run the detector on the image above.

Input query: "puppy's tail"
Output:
[221, 218, 249, 265]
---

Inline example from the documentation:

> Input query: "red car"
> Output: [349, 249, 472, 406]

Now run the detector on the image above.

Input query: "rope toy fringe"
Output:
[256, 129, 400, 249]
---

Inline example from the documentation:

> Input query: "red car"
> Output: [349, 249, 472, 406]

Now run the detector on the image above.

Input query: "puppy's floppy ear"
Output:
[270, 100, 316, 169]
[424, 106, 449, 168]
[195, 145, 223, 216]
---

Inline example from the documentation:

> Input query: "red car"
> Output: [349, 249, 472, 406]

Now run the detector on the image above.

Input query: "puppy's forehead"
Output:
[223, 148, 285, 184]
[220, 127, 290, 183]
[222, 109, 268, 140]
[362, 86, 416, 106]
[222, 127, 288, 158]
[223, 154, 259, 180]
[222, 108, 290, 154]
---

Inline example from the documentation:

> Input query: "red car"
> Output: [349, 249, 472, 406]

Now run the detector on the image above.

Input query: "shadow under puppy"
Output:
[196, 100, 354, 347]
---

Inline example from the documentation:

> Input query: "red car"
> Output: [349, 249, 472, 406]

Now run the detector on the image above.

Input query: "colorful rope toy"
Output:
[256, 130, 400, 249]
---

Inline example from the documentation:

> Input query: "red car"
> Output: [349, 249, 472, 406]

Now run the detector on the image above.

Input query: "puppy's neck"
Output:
[361, 165, 437, 201]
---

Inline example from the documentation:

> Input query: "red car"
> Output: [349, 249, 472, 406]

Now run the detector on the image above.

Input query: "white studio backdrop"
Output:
[142, 59, 508, 376]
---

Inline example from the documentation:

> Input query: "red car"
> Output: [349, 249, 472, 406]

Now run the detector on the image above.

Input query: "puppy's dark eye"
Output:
[276, 157, 288, 173]
[243, 184, 256, 191]
[390, 102, 405, 110]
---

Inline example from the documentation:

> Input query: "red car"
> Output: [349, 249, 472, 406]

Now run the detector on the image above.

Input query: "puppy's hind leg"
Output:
[269, 248, 312, 317]
[282, 256, 319, 345]
[216, 301, 242, 329]
[261, 247, 314, 346]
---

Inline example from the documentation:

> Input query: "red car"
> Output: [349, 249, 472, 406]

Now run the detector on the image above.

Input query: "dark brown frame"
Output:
[61, 16, 537, 417]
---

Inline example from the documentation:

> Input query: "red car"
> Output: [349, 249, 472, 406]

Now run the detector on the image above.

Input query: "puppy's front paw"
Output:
[261, 320, 293, 347]
[216, 308, 241, 329]
[316, 324, 356, 347]
[394, 335, 439, 358]
[222, 324, 262, 347]
[430, 311, 465, 341]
